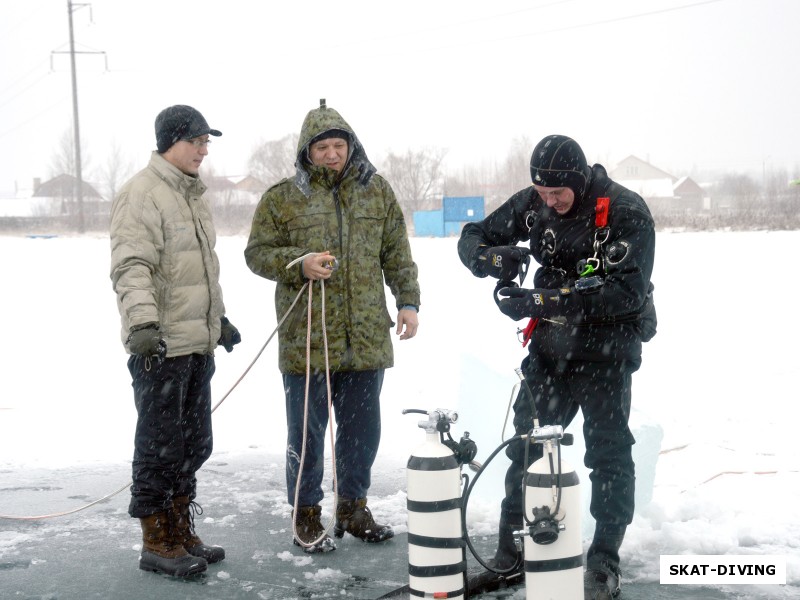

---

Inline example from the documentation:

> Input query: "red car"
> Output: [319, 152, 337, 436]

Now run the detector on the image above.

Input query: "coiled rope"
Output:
[286, 253, 339, 550]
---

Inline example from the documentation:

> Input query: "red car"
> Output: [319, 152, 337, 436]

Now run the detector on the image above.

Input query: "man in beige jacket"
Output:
[110, 105, 240, 577]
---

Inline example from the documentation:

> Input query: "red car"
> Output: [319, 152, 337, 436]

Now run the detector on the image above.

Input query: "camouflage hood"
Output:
[294, 101, 377, 197]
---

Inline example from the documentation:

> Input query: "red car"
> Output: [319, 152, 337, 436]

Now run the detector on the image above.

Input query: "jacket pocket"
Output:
[284, 208, 337, 249]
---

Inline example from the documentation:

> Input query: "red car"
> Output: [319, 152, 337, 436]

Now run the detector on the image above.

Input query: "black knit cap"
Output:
[155, 105, 222, 153]
[309, 128, 351, 146]
[530, 135, 590, 199]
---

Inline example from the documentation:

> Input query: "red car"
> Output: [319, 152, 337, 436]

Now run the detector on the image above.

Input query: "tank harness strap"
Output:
[408, 584, 466, 598]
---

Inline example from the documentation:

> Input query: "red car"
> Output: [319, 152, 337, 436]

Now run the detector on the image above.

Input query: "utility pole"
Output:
[52, 1, 106, 233]
[67, 0, 84, 232]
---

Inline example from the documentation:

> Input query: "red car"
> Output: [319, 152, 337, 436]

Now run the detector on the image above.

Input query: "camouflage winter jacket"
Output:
[110, 151, 225, 357]
[244, 105, 420, 374]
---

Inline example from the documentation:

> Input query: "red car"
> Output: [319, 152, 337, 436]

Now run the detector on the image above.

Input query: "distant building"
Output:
[234, 175, 268, 199]
[206, 174, 266, 205]
[0, 175, 104, 218]
[672, 175, 708, 211]
[609, 155, 709, 213]
[33, 174, 105, 216]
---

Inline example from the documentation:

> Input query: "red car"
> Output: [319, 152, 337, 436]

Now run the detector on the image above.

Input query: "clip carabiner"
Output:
[578, 258, 600, 277]
[593, 227, 610, 257]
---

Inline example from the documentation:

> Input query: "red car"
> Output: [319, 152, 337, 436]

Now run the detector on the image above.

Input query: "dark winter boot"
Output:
[172, 496, 225, 564]
[293, 505, 336, 554]
[584, 525, 625, 599]
[333, 497, 394, 543]
[584, 559, 621, 599]
[487, 512, 522, 572]
[466, 510, 523, 594]
[138, 512, 207, 577]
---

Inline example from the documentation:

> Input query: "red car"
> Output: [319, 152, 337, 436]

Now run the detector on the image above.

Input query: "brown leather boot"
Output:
[139, 512, 207, 577]
[292, 505, 336, 554]
[171, 496, 225, 563]
[334, 497, 394, 543]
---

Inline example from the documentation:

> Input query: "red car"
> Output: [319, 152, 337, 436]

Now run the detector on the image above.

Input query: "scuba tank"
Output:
[401, 393, 582, 600]
[521, 424, 583, 600]
[459, 369, 583, 599]
[404, 408, 477, 600]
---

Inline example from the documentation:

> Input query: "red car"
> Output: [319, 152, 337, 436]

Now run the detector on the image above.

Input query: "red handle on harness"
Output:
[596, 197, 610, 228]
[521, 317, 539, 347]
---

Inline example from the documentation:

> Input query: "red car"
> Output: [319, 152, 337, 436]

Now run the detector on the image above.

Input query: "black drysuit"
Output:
[458, 164, 656, 569]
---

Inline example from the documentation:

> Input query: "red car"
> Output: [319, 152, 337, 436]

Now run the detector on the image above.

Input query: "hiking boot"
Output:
[333, 497, 394, 543]
[172, 496, 225, 564]
[138, 512, 207, 577]
[584, 560, 621, 599]
[292, 505, 336, 554]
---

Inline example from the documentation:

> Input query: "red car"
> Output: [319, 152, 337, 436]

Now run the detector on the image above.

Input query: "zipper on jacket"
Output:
[332, 182, 354, 365]
[333, 183, 344, 256]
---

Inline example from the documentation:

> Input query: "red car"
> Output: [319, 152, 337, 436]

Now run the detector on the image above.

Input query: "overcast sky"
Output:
[0, 0, 796, 197]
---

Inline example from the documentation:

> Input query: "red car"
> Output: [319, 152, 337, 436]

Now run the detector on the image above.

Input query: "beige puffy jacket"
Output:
[110, 152, 225, 357]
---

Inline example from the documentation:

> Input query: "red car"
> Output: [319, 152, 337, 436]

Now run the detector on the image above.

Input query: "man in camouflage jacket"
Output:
[245, 101, 420, 553]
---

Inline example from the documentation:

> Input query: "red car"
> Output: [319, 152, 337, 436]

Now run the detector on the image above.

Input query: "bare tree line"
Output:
[4, 130, 797, 234]
[246, 132, 800, 232]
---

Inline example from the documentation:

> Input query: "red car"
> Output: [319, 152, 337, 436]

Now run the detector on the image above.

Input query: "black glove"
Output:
[127, 322, 166, 356]
[476, 246, 529, 281]
[497, 287, 564, 321]
[218, 316, 241, 352]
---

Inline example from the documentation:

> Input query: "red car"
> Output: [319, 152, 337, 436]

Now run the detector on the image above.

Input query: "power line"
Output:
[486, 0, 730, 42]
[334, 0, 580, 48]
[0, 70, 53, 111]
[0, 95, 70, 140]
[0, 0, 50, 39]
[0, 58, 51, 103]
[341, 0, 731, 55]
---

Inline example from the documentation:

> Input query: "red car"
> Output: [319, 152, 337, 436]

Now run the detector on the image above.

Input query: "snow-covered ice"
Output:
[0, 230, 799, 598]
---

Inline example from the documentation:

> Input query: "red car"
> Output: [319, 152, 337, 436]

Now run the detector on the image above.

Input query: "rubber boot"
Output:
[172, 496, 225, 564]
[488, 511, 523, 573]
[293, 505, 336, 553]
[584, 524, 626, 599]
[584, 561, 621, 600]
[139, 512, 207, 577]
[333, 497, 394, 543]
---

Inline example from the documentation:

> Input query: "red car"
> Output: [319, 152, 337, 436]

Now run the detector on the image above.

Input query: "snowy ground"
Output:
[1, 230, 799, 599]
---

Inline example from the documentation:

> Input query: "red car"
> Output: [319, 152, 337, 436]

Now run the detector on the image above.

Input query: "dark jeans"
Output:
[502, 351, 640, 568]
[127, 353, 215, 518]
[283, 369, 384, 507]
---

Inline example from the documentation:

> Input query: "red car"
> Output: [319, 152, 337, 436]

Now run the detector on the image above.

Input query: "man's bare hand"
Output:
[302, 251, 338, 280]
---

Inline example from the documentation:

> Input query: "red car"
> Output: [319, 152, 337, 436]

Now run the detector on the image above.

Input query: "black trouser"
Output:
[502, 351, 640, 569]
[283, 369, 384, 507]
[127, 353, 215, 518]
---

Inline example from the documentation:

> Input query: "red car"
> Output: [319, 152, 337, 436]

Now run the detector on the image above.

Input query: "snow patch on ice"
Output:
[0, 530, 32, 551]
[206, 514, 237, 526]
[276, 550, 313, 567]
[303, 567, 347, 582]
